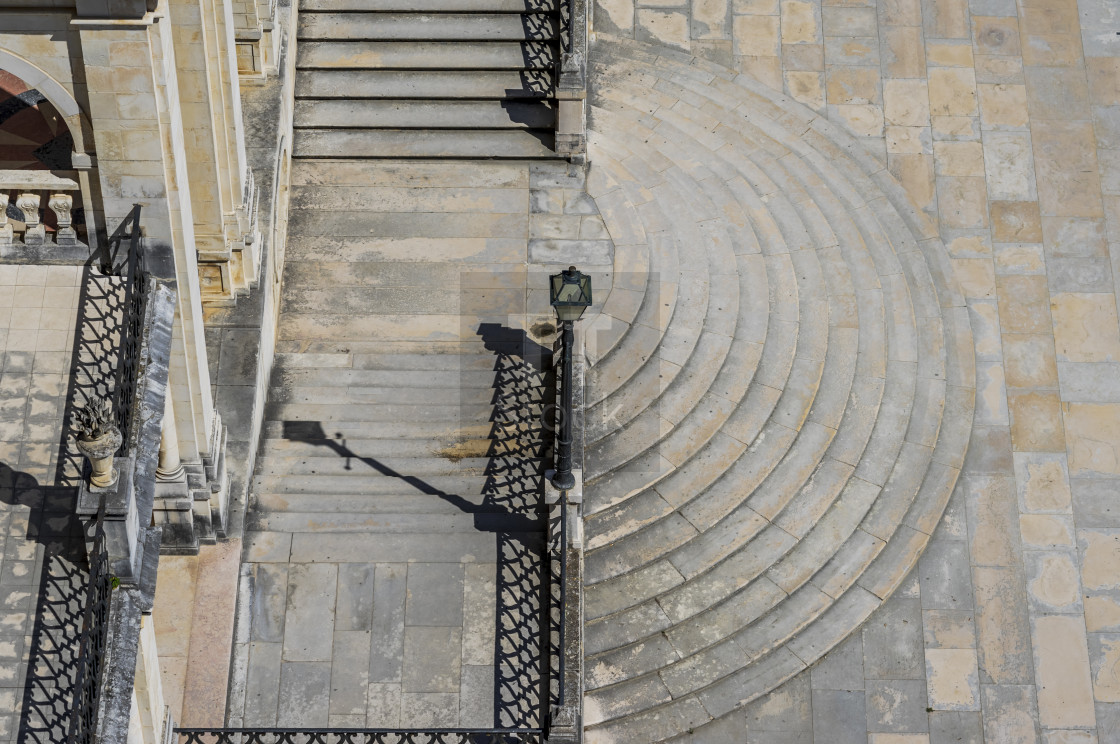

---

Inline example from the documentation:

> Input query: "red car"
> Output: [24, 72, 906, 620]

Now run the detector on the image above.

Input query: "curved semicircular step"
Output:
[579, 36, 975, 743]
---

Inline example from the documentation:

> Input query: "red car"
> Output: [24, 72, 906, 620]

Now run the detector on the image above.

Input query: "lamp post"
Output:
[549, 266, 592, 492]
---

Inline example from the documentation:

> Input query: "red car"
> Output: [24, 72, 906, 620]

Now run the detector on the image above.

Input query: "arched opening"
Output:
[0, 66, 87, 244]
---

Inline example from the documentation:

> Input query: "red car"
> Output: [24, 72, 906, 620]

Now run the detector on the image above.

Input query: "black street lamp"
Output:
[549, 266, 592, 492]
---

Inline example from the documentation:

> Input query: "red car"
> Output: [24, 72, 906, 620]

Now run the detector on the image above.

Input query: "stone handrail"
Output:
[555, 0, 588, 160]
[0, 169, 85, 248]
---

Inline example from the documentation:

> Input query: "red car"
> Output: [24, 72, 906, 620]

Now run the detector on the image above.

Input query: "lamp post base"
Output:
[551, 470, 577, 492]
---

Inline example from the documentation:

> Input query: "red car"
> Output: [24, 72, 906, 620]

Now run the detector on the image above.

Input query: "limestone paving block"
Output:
[866, 678, 931, 733]
[277, 662, 333, 725]
[398, 692, 460, 728]
[971, 565, 1033, 686]
[242, 642, 283, 726]
[249, 563, 288, 643]
[298, 13, 559, 41]
[329, 631, 373, 716]
[282, 563, 337, 662]
[457, 665, 496, 728]
[402, 626, 462, 693]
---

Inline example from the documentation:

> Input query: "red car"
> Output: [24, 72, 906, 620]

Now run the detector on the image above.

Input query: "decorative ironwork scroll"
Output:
[175, 730, 545, 744]
[67, 524, 112, 744]
[99, 204, 147, 449]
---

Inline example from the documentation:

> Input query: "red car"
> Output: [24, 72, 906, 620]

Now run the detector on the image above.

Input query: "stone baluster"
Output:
[156, 392, 186, 482]
[48, 192, 78, 246]
[0, 191, 11, 247]
[16, 192, 46, 245]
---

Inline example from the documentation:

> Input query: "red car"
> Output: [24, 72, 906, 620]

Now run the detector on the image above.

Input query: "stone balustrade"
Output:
[0, 170, 85, 248]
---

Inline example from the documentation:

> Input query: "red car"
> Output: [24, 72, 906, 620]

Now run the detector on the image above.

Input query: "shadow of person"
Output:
[0, 459, 87, 744]
[276, 322, 555, 729]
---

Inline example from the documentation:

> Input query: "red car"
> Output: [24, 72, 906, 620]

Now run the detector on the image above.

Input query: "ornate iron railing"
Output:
[100, 204, 147, 447]
[175, 730, 544, 744]
[68, 521, 112, 744]
[551, 500, 567, 708]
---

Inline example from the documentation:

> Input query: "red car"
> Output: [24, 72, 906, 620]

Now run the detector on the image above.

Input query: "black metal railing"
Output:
[175, 730, 545, 744]
[68, 520, 112, 744]
[552, 500, 567, 709]
[99, 205, 148, 447]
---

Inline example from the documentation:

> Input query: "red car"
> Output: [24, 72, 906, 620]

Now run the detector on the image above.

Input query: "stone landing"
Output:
[227, 160, 608, 727]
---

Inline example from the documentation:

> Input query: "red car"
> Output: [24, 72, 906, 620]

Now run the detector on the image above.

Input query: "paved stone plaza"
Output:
[0, 0, 1117, 739]
[229, 0, 1120, 738]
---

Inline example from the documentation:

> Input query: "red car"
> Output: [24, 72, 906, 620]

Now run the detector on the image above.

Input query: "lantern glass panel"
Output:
[550, 270, 592, 322]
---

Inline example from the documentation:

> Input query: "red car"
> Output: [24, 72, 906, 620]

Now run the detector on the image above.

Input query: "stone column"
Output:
[75, 8, 219, 486]
[0, 189, 11, 246]
[156, 391, 185, 482]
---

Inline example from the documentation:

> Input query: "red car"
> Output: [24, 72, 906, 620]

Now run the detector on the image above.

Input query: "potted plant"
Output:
[74, 397, 122, 488]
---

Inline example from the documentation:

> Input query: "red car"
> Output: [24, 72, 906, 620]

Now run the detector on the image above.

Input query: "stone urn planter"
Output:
[75, 397, 122, 488]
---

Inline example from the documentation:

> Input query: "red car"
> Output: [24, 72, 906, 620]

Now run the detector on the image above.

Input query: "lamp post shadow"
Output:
[5, 256, 130, 744]
[280, 323, 556, 730]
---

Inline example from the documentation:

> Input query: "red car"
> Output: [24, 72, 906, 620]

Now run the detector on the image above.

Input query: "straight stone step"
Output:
[260, 436, 496, 458]
[267, 385, 503, 406]
[296, 70, 555, 100]
[270, 366, 525, 389]
[289, 158, 532, 187]
[283, 261, 532, 287]
[298, 13, 559, 42]
[248, 511, 545, 534]
[259, 447, 546, 470]
[297, 41, 557, 71]
[261, 419, 495, 441]
[257, 473, 515, 495]
[295, 99, 556, 130]
[258, 455, 503, 477]
[263, 401, 545, 423]
[294, 129, 556, 159]
[273, 351, 507, 372]
[279, 284, 526, 316]
[302, 0, 559, 10]
[288, 530, 540, 563]
[252, 489, 499, 513]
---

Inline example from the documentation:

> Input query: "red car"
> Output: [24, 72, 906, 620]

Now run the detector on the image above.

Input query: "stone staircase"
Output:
[295, 0, 562, 158]
[575, 38, 976, 742]
[239, 158, 559, 727]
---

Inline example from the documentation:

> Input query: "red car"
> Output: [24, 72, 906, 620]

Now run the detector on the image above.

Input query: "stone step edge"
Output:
[577, 65, 936, 535]
[583, 462, 963, 733]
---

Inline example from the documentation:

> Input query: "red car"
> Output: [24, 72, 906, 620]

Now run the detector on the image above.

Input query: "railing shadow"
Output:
[497, 0, 558, 147]
[279, 323, 553, 730]
[10, 253, 126, 744]
[0, 460, 83, 744]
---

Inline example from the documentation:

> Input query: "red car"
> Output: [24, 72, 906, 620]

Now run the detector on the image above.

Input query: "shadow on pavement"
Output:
[279, 322, 555, 728]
